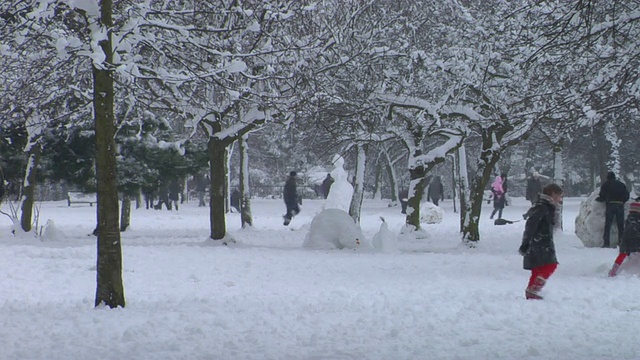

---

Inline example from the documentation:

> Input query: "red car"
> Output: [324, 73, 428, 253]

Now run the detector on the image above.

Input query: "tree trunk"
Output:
[383, 151, 399, 204]
[349, 144, 367, 223]
[209, 137, 227, 240]
[405, 164, 428, 230]
[462, 135, 501, 244]
[120, 196, 131, 232]
[372, 159, 382, 200]
[239, 135, 252, 228]
[456, 145, 469, 232]
[20, 144, 40, 232]
[93, 0, 125, 309]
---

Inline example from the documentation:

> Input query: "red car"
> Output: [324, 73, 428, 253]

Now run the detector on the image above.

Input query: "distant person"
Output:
[501, 173, 509, 206]
[168, 178, 182, 211]
[427, 176, 444, 206]
[321, 173, 334, 199]
[196, 174, 209, 207]
[283, 171, 300, 226]
[525, 172, 543, 206]
[608, 201, 640, 277]
[596, 171, 629, 248]
[489, 175, 505, 220]
[230, 188, 241, 212]
[399, 188, 409, 214]
[518, 183, 563, 300]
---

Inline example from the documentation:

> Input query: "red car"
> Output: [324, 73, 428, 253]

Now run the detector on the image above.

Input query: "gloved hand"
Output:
[518, 244, 529, 256]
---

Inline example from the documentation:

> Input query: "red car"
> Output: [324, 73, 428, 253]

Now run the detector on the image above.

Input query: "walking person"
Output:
[518, 183, 564, 300]
[283, 171, 301, 226]
[523, 171, 543, 219]
[608, 201, 640, 277]
[196, 174, 209, 207]
[489, 175, 505, 220]
[596, 171, 629, 248]
[427, 176, 444, 206]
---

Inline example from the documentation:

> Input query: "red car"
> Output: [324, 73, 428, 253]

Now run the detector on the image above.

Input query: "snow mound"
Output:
[420, 202, 444, 224]
[575, 191, 627, 247]
[372, 217, 398, 252]
[42, 219, 65, 241]
[302, 209, 369, 250]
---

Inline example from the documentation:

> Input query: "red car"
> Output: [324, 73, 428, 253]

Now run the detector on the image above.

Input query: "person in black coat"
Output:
[596, 171, 630, 248]
[283, 171, 300, 226]
[518, 183, 563, 300]
[321, 173, 334, 199]
[608, 201, 640, 277]
[525, 172, 542, 206]
[427, 176, 444, 206]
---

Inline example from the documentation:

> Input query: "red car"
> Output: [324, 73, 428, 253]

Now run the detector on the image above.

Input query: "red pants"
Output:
[614, 253, 628, 265]
[528, 263, 558, 287]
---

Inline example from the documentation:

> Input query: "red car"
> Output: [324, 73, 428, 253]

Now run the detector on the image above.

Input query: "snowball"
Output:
[302, 209, 368, 250]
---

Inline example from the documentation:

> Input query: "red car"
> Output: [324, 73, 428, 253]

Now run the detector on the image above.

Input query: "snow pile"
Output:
[371, 217, 398, 252]
[323, 154, 353, 212]
[302, 209, 368, 250]
[575, 191, 626, 247]
[420, 201, 444, 224]
[42, 219, 64, 241]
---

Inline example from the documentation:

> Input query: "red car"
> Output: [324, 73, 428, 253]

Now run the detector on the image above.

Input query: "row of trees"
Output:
[2, 1, 639, 307]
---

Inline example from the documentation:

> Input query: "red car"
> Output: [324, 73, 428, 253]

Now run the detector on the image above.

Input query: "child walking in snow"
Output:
[608, 201, 640, 277]
[518, 183, 563, 300]
[490, 175, 505, 220]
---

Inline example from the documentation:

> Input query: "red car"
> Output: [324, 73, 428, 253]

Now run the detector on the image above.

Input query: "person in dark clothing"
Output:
[427, 176, 444, 206]
[501, 173, 509, 206]
[283, 171, 300, 226]
[399, 188, 409, 214]
[608, 201, 640, 277]
[230, 188, 241, 212]
[596, 171, 630, 248]
[526, 172, 543, 205]
[321, 173, 334, 199]
[518, 183, 563, 300]
[196, 174, 209, 207]
[168, 178, 182, 211]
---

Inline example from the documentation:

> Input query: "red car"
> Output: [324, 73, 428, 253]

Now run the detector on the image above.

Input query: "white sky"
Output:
[1, 196, 639, 360]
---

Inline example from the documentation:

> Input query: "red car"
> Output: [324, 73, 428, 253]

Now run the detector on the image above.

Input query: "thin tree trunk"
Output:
[93, 0, 125, 308]
[20, 144, 40, 232]
[349, 143, 367, 223]
[457, 145, 469, 232]
[239, 135, 252, 228]
[120, 196, 131, 232]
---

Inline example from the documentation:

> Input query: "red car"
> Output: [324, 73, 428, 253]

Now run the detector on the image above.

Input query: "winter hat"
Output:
[289, 171, 297, 177]
[629, 202, 640, 213]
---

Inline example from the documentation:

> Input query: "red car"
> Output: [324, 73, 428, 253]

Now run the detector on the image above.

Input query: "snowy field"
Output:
[1, 196, 639, 360]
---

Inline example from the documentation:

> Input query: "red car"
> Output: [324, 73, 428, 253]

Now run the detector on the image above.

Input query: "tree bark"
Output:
[239, 135, 252, 228]
[20, 144, 40, 232]
[209, 136, 228, 240]
[93, 0, 125, 308]
[120, 196, 131, 232]
[349, 143, 367, 223]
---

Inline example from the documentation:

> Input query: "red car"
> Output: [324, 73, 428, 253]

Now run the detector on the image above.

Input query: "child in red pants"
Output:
[608, 201, 640, 277]
[518, 184, 563, 299]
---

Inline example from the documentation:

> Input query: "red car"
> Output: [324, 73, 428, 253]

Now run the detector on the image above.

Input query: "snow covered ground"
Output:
[1, 196, 639, 360]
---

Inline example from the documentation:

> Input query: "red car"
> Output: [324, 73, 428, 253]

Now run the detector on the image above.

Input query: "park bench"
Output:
[67, 191, 97, 206]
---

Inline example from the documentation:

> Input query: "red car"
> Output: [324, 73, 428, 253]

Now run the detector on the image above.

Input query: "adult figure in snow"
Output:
[399, 188, 409, 214]
[518, 183, 563, 300]
[196, 174, 209, 207]
[427, 176, 444, 206]
[489, 175, 505, 220]
[526, 172, 543, 206]
[168, 177, 182, 211]
[283, 171, 301, 226]
[501, 173, 509, 206]
[608, 201, 640, 277]
[320, 173, 334, 199]
[596, 171, 629, 248]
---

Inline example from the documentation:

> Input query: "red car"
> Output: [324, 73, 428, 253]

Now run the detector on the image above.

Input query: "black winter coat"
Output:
[525, 177, 542, 202]
[283, 176, 299, 206]
[519, 194, 558, 270]
[620, 211, 640, 254]
[598, 179, 629, 203]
